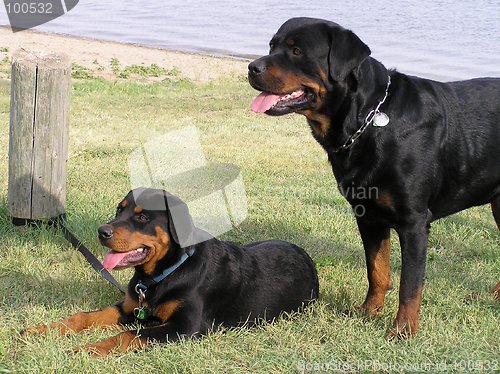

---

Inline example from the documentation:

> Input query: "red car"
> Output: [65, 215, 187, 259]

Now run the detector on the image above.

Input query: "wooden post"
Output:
[8, 50, 71, 223]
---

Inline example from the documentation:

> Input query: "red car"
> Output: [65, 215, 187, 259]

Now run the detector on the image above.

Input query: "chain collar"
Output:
[332, 75, 391, 153]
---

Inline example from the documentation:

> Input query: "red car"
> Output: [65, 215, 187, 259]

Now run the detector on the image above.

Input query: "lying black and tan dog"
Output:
[23, 188, 319, 355]
[248, 17, 500, 338]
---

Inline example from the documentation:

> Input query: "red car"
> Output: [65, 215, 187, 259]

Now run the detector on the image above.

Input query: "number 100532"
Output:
[6, 2, 53, 14]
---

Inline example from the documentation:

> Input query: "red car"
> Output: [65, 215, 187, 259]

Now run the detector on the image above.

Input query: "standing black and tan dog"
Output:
[23, 188, 318, 355]
[248, 17, 500, 338]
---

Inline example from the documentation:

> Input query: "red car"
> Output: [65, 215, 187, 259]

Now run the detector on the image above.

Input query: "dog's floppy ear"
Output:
[328, 25, 371, 82]
[163, 191, 195, 248]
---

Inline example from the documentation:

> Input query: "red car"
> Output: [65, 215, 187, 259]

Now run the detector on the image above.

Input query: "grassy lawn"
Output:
[0, 64, 498, 373]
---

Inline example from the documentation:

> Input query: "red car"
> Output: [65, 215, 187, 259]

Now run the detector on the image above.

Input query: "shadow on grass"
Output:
[2, 270, 114, 309]
[0, 192, 123, 313]
[443, 209, 499, 235]
[222, 216, 362, 262]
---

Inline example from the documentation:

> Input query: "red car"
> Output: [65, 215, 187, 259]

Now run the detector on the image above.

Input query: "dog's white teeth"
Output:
[280, 90, 304, 102]
[136, 248, 144, 253]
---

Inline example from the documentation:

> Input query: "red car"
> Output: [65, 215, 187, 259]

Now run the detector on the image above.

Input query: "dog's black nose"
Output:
[248, 60, 267, 75]
[98, 224, 114, 240]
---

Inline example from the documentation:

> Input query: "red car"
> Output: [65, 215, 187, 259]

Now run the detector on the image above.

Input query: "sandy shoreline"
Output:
[0, 26, 250, 82]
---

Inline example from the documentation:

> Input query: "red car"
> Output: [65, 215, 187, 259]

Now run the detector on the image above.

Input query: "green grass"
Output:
[72, 64, 96, 80]
[0, 72, 498, 373]
[106, 58, 178, 80]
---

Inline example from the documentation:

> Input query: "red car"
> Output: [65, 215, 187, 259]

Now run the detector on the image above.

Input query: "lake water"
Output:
[1, 0, 499, 81]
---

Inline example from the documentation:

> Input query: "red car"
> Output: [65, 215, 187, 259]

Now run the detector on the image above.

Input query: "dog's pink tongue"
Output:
[102, 250, 131, 270]
[251, 92, 282, 113]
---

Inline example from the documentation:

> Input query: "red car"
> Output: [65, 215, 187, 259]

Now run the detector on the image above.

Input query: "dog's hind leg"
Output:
[492, 197, 500, 230]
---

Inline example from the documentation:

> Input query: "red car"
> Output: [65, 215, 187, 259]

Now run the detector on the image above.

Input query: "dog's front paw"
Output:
[20, 325, 49, 336]
[387, 318, 418, 341]
[75, 331, 145, 357]
[359, 301, 384, 318]
[74, 341, 114, 357]
[20, 322, 73, 336]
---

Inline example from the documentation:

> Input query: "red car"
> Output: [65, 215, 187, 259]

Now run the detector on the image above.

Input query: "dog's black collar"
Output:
[136, 246, 196, 292]
[332, 75, 391, 153]
[133, 247, 195, 321]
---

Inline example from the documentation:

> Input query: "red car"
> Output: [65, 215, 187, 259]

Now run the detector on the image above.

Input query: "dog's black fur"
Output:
[248, 17, 500, 338]
[23, 188, 318, 355]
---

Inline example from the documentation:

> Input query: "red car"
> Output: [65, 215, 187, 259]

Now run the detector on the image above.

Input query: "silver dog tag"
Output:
[372, 112, 390, 127]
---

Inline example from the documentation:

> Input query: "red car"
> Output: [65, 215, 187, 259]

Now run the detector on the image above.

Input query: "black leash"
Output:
[13, 215, 125, 294]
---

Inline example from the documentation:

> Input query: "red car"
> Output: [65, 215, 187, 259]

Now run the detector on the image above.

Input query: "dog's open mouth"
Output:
[102, 247, 150, 270]
[251, 88, 310, 115]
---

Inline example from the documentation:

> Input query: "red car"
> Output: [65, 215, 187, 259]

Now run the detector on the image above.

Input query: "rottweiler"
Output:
[248, 17, 500, 338]
[22, 188, 319, 355]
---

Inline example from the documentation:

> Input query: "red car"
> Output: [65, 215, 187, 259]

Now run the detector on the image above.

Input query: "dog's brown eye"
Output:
[136, 213, 149, 222]
[292, 47, 302, 56]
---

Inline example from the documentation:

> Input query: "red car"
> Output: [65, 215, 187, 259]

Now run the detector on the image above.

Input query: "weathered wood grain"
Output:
[8, 50, 70, 221]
